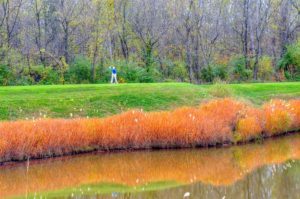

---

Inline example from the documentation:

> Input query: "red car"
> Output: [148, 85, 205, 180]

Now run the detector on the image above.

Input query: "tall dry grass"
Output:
[0, 98, 299, 163]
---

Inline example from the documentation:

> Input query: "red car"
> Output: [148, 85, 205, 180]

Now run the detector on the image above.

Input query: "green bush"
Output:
[15, 76, 33, 86]
[201, 66, 214, 82]
[172, 61, 188, 82]
[200, 64, 228, 83]
[213, 64, 228, 81]
[67, 56, 92, 83]
[120, 63, 149, 82]
[229, 56, 252, 81]
[278, 40, 300, 80]
[43, 69, 60, 84]
[150, 59, 187, 82]
[96, 67, 111, 83]
[144, 67, 163, 83]
[0, 64, 14, 85]
[21, 65, 60, 85]
[103, 60, 161, 83]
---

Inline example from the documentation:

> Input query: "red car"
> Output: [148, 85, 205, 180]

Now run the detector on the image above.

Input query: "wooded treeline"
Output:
[0, 0, 299, 85]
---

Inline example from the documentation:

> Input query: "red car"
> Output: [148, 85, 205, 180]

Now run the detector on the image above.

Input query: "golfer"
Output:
[110, 66, 118, 84]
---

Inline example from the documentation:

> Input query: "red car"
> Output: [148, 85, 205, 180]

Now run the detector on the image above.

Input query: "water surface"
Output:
[1, 133, 300, 199]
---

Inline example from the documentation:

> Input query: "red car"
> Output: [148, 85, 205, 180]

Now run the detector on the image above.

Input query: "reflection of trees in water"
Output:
[0, 134, 299, 198]
[274, 161, 300, 199]
[129, 161, 300, 199]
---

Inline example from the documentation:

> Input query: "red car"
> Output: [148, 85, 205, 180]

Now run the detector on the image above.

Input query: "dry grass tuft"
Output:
[263, 100, 293, 136]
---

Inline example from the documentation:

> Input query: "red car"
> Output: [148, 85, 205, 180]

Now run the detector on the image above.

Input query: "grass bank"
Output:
[0, 82, 300, 121]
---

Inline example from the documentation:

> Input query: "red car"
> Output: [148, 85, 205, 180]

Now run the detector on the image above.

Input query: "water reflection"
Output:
[0, 133, 299, 198]
[116, 161, 300, 199]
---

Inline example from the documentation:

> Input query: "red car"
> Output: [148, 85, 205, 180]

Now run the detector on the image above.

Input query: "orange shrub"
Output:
[289, 100, 300, 129]
[236, 117, 262, 141]
[0, 98, 299, 163]
[236, 107, 263, 141]
[263, 100, 293, 136]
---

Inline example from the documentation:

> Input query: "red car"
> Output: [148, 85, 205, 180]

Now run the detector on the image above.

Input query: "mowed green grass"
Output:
[0, 82, 299, 121]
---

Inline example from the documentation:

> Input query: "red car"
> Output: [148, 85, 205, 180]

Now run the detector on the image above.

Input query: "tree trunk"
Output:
[63, 21, 69, 64]
[91, 41, 98, 83]
[279, 0, 289, 58]
[243, 0, 250, 69]
[120, 36, 129, 61]
[5, 0, 11, 67]
[119, 1, 129, 61]
[253, 42, 260, 80]
[184, 28, 194, 83]
[34, 2, 46, 66]
[192, 35, 201, 83]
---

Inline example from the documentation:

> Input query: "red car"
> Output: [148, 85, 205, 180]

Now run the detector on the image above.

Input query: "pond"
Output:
[1, 133, 300, 199]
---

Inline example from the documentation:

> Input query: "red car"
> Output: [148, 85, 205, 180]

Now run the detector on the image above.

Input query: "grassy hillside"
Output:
[0, 82, 299, 120]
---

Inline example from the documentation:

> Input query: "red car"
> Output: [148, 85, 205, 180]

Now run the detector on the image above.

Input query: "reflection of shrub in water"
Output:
[1, 134, 300, 199]
[232, 137, 292, 170]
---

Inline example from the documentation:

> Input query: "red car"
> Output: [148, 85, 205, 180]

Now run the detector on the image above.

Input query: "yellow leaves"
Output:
[107, 0, 115, 10]
[258, 56, 274, 81]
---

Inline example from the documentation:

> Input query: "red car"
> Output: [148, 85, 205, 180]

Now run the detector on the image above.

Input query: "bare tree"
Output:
[0, 0, 23, 66]
[130, 0, 171, 72]
[253, 0, 272, 80]
[176, 0, 196, 83]
[115, 0, 130, 61]
[55, 0, 84, 64]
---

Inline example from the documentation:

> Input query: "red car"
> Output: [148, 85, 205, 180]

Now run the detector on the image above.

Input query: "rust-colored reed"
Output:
[0, 98, 299, 162]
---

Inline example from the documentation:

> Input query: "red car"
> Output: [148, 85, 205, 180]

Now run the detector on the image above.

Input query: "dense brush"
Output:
[0, 98, 299, 163]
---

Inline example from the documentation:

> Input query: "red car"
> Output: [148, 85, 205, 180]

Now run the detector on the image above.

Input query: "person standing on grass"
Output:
[110, 66, 118, 84]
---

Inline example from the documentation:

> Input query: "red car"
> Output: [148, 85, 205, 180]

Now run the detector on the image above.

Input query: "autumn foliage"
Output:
[0, 98, 299, 163]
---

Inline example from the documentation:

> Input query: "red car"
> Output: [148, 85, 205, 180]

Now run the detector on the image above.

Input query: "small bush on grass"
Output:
[228, 56, 252, 82]
[21, 65, 60, 85]
[278, 39, 300, 80]
[208, 82, 233, 98]
[0, 64, 15, 85]
[66, 56, 92, 84]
